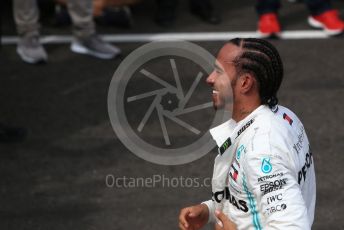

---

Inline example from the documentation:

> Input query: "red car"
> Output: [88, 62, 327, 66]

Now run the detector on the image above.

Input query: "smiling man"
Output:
[179, 38, 316, 230]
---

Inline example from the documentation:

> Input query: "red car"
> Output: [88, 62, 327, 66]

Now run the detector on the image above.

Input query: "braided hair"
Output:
[227, 38, 283, 108]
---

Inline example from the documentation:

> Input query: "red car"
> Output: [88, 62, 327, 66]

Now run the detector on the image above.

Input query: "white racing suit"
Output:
[202, 105, 316, 230]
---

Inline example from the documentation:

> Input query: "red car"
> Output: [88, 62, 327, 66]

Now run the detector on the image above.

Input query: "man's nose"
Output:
[206, 71, 215, 86]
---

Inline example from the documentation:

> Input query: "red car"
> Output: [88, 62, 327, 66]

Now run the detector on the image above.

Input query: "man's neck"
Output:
[232, 102, 261, 122]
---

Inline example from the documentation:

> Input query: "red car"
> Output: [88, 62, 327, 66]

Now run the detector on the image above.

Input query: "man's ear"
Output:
[240, 73, 255, 93]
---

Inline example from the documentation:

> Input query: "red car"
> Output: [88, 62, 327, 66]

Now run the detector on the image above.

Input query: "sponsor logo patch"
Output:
[261, 157, 272, 174]
[264, 203, 287, 215]
[258, 172, 284, 182]
[229, 159, 240, 182]
[236, 145, 245, 160]
[293, 126, 305, 155]
[283, 113, 293, 126]
[235, 119, 254, 139]
[298, 147, 313, 184]
[212, 187, 249, 213]
[219, 137, 231, 155]
[260, 178, 288, 195]
[267, 193, 283, 205]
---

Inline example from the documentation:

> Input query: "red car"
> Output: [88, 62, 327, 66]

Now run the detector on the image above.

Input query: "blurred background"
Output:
[1, 0, 344, 229]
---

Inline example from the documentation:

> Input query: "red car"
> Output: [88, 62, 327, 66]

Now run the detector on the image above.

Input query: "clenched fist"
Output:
[178, 204, 209, 230]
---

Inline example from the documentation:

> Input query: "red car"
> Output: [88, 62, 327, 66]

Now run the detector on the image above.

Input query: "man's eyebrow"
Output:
[214, 64, 223, 71]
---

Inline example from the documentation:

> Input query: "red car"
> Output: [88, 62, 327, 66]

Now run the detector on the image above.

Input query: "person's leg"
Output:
[156, 0, 178, 10]
[13, 0, 47, 64]
[66, 0, 95, 39]
[255, 0, 280, 15]
[155, 0, 178, 27]
[255, 0, 281, 37]
[304, 0, 332, 16]
[13, 0, 40, 36]
[306, 0, 344, 35]
[189, 0, 221, 24]
[67, 0, 121, 59]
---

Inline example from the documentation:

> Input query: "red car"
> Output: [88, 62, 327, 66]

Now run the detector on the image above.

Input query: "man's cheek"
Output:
[221, 90, 233, 104]
[212, 92, 219, 104]
[214, 93, 224, 109]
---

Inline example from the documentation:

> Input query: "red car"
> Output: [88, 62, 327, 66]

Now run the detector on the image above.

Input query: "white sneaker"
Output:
[71, 34, 121, 59]
[17, 34, 48, 64]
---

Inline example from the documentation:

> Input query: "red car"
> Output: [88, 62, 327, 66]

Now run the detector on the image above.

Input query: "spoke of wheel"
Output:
[127, 88, 167, 102]
[157, 106, 171, 146]
[140, 69, 177, 92]
[137, 96, 160, 132]
[163, 111, 200, 135]
[173, 102, 213, 115]
[178, 72, 203, 109]
[170, 59, 184, 98]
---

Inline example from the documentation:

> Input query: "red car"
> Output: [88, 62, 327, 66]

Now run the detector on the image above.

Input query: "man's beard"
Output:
[212, 74, 238, 111]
